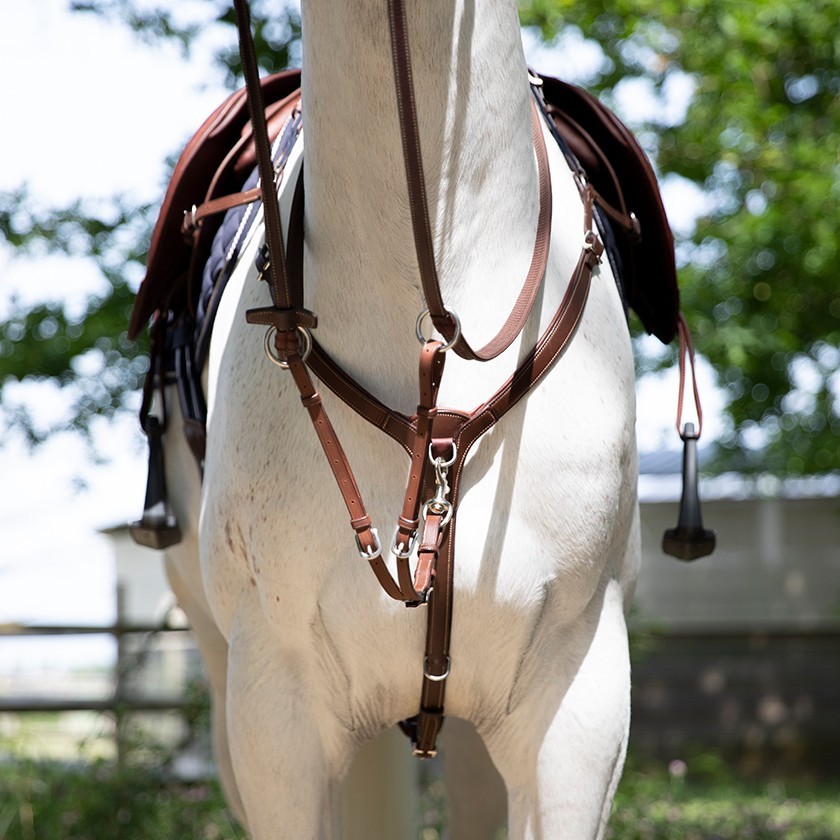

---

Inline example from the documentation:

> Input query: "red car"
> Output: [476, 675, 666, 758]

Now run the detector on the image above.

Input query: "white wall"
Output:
[636, 496, 840, 630]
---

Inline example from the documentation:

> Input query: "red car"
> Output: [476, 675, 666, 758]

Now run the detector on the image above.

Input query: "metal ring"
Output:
[428, 442, 457, 469]
[421, 499, 454, 529]
[423, 655, 451, 682]
[414, 307, 462, 352]
[263, 325, 313, 369]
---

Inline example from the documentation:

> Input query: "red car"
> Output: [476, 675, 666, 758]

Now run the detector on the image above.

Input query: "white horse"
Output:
[161, 0, 639, 836]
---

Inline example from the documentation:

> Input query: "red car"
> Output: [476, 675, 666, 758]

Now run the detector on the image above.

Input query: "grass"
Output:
[0, 756, 246, 840]
[608, 754, 840, 840]
[2, 745, 840, 839]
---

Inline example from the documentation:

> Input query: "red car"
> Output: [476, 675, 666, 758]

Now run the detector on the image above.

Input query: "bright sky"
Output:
[0, 2, 720, 672]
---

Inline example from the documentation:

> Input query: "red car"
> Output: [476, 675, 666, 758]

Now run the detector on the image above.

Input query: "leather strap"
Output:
[394, 341, 446, 601]
[387, 0, 553, 362]
[675, 312, 703, 439]
[408, 188, 601, 757]
[233, 0, 313, 338]
[181, 187, 263, 240]
[230, 2, 447, 604]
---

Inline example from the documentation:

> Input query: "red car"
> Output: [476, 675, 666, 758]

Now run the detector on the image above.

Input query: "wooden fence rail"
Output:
[4, 620, 839, 773]
[0, 618, 197, 761]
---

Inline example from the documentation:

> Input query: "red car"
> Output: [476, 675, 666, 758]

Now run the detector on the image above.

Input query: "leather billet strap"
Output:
[233, 0, 315, 337]
[675, 312, 703, 440]
[387, 0, 553, 362]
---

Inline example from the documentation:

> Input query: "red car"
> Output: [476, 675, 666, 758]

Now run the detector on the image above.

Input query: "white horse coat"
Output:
[163, 1, 640, 837]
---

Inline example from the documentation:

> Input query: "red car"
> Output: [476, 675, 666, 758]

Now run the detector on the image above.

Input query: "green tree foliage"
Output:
[521, 0, 840, 473]
[0, 190, 153, 443]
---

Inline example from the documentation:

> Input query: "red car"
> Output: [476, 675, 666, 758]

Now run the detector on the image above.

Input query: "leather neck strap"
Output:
[387, 0, 553, 361]
[233, 0, 316, 336]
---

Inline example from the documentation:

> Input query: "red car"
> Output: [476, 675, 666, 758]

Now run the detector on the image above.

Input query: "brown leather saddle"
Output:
[128, 68, 678, 346]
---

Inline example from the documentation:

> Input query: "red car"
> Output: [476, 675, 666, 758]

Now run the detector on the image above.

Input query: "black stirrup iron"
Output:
[129, 416, 182, 549]
[662, 421, 716, 561]
[662, 315, 716, 561]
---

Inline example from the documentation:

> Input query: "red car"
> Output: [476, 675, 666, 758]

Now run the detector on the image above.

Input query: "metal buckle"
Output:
[415, 307, 461, 352]
[263, 325, 313, 369]
[391, 528, 417, 559]
[582, 230, 603, 265]
[255, 243, 271, 283]
[355, 527, 382, 560]
[583, 230, 600, 251]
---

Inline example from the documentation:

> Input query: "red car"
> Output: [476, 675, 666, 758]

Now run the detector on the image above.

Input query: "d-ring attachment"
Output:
[415, 307, 461, 352]
[423, 656, 451, 682]
[428, 442, 457, 469]
[263, 325, 313, 369]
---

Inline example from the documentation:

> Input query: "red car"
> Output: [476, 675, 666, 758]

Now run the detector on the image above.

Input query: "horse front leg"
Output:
[224, 597, 343, 839]
[484, 577, 632, 840]
[440, 717, 508, 838]
[164, 548, 248, 826]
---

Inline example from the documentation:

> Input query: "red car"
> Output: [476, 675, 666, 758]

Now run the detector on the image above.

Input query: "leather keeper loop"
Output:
[246, 306, 318, 330]
[275, 330, 303, 356]
[350, 515, 373, 532]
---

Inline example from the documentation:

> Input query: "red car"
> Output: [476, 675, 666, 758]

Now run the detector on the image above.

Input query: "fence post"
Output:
[114, 586, 127, 765]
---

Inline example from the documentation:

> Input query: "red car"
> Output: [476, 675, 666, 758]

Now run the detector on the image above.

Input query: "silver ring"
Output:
[263, 325, 312, 369]
[415, 307, 461, 352]
[420, 499, 455, 531]
[421, 499, 454, 529]
[423, 656, 451, 682]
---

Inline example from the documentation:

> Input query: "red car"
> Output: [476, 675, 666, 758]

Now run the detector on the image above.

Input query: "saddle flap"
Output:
[539, 74, 680, 344]
[128, 68, 303, 340]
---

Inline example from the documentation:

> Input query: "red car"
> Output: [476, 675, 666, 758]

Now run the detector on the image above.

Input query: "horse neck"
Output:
[300, 0, 540, 409]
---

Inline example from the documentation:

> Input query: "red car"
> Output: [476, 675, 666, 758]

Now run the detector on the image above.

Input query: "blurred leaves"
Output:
[70, 0, 302, 85]
[522, 0, 840, 474]
[0, 190, 153, 443]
